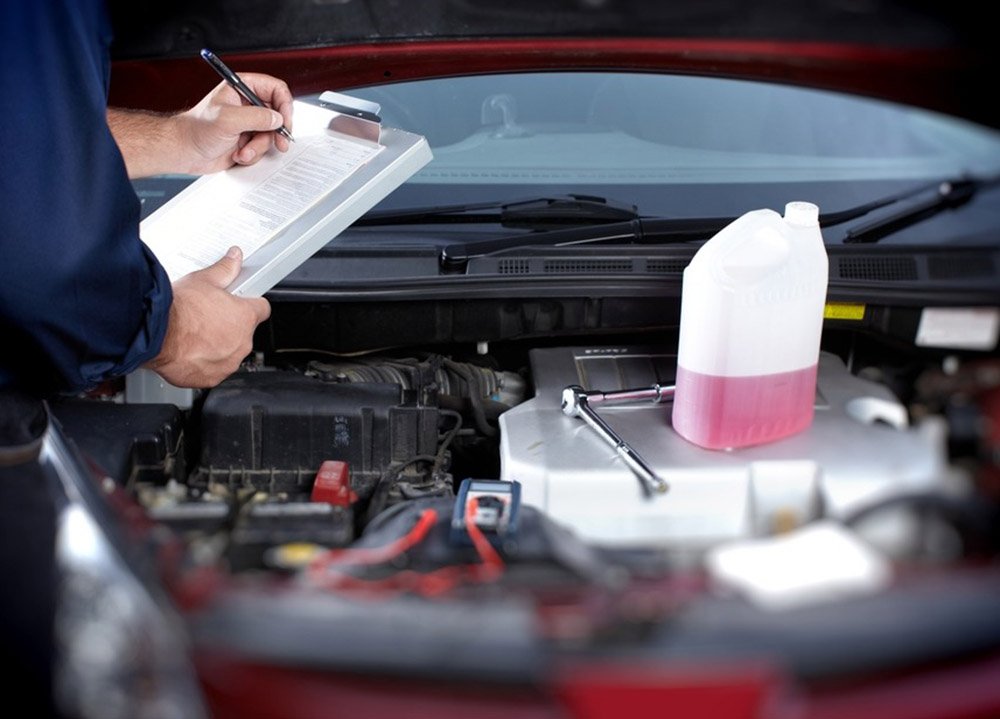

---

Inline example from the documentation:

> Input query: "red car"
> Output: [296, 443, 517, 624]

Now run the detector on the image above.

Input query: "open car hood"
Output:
[107, 0, 998, 129]
[36, 4, 997, 718]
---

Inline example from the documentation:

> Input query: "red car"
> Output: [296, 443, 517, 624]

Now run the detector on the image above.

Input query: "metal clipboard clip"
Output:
[317, 90, 383, 144]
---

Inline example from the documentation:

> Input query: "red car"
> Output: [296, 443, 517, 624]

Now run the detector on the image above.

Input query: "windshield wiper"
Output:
[439, 216, 733, 266]
[355, 194, 639, 229]
[842, 175, 997, 244]
[368, 174, 998, 267]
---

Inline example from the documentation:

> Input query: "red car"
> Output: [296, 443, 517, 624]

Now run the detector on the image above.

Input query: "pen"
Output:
[200, 48, 294, 143]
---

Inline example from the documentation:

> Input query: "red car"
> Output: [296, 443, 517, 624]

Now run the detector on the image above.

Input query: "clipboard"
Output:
[138, 91, 433, 298]
[127, 92, 432, 405]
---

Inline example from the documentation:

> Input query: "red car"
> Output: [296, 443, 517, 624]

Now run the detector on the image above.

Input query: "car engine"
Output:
[44, 319, 1000, 710]
[500, 345, 948, 549]
[52, 331, 995, 585]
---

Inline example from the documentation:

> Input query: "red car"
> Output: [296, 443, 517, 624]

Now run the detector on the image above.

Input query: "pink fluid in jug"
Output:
[671, 363, 818, 450]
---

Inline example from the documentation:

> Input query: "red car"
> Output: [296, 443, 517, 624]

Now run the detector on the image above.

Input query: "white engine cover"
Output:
[499, 347, 948, 548]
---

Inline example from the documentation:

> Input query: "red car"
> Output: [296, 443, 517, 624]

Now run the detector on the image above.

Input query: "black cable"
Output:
[363, 409, 466, 526]
[434, 409, 463, 473]
[364, 454, 438, 526]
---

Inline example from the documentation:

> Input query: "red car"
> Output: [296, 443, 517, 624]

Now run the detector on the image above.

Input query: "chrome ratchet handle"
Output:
[560, 384, 672, 497]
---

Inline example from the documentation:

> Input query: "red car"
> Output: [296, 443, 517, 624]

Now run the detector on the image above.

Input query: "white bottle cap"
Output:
[784, 201, 819, 227]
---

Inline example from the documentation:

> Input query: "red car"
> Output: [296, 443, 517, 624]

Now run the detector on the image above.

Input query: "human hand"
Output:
[144, 246, 271, 388]
[175, 72, 294, 174]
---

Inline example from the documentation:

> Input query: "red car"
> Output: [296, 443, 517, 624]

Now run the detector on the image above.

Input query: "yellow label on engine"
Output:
[824, 302, 866, 321]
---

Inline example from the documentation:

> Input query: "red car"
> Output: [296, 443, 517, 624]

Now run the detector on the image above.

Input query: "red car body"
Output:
[64, 3, 1000, 717]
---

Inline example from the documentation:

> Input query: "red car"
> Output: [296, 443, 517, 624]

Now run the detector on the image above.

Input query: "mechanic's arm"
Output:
[1, 2, 276, 395]
[143, 247, 271, 388]
[108, 72, 294, 178]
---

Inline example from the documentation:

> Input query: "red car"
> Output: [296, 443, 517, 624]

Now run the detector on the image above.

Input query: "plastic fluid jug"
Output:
[671, 201, 828, 450]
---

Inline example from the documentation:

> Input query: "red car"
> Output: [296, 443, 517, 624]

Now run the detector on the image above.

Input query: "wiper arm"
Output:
[842, 175, 997, 244]
[440, 216, 732, 266]
[430, 173, 998, 267]
[355, 194, 639, 229]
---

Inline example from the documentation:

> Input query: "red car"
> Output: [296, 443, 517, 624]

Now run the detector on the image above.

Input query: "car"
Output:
[25, 1, 1000, 717]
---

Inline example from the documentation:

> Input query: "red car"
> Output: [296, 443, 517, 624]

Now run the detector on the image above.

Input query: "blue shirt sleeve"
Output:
[0, 0, 172, 395]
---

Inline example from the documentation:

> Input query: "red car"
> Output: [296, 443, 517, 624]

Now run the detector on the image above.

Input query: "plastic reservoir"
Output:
[672, 202, 829, 450]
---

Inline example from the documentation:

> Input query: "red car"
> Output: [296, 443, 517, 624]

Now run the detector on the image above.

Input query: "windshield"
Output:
[324, 71, 1000, 245]
[137, 71, 1000, 251]
[356, 73, 1000, 183]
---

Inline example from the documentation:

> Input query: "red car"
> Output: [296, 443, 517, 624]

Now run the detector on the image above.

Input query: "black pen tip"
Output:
[200, 48, 213, 60]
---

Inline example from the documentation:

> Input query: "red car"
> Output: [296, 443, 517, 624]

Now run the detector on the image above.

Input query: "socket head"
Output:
[561, 385, 587, 417]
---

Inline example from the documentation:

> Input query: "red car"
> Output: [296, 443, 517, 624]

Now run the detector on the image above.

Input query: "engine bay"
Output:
[54, 328, 997, 566]
[48, 324, 1000, 682]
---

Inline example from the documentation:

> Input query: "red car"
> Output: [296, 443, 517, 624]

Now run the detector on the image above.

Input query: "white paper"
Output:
[140, 100, 383, 282]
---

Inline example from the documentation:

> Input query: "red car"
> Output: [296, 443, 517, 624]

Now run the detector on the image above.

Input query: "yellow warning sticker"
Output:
[824, 302, 866, 321]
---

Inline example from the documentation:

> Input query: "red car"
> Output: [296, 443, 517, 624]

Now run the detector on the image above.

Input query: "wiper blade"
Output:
[440, 216, 732, 266]
[433, 173, 999, 267]
[355, 194, 639, 229]
[842, 175, 997, 244]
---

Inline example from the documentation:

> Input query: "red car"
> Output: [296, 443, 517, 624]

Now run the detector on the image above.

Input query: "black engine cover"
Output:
[198, 371, 439, 497]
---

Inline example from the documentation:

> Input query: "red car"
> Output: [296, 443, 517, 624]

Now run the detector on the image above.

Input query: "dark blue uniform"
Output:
[1, 2, 173, 713]
[0, 0, 172, 395]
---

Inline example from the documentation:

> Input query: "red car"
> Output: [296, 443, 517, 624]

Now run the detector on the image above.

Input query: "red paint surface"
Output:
[195, 655, 562, 719]
[108, 31, 1000, 719]
[109, 37, 980, 123]
[194, 652, 1000, 719]
[553, 662, 785, 719]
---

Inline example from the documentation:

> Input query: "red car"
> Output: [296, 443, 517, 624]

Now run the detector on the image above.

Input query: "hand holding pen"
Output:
[106, 51, 293, 175]
[162, 48, 295, 173]
[201, 48, 295, 143]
